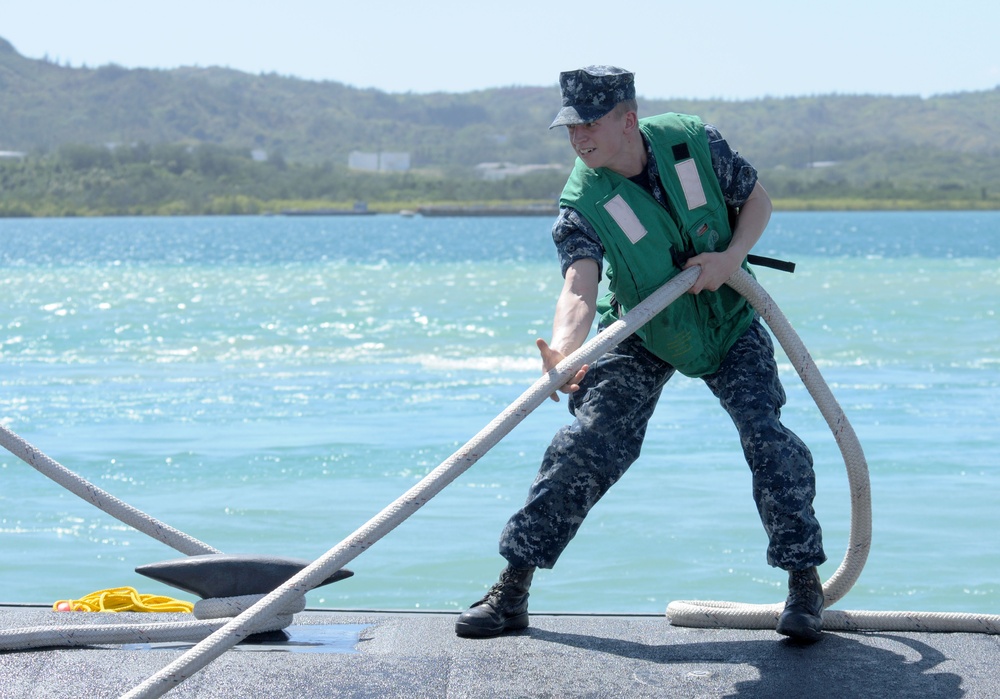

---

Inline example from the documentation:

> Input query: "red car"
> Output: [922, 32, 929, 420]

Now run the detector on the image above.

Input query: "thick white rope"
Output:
[115, 268, 707, 698]
[666, 269, 1000, 634]
[0, 425, 219, 557]
[665, 267, 869, 627]
[0, 269, 701, 681]
[0, 596, 304, 651]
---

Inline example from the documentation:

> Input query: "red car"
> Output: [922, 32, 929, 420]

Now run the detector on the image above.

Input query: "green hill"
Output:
[0, 37, 566, 167]
[2, 36, 999, 215]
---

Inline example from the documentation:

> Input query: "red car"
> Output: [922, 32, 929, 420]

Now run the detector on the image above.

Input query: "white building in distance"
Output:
[349, 151, 411, 172]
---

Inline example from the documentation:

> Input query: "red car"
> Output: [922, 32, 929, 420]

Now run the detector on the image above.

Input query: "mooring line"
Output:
[0, 425, 219, 557]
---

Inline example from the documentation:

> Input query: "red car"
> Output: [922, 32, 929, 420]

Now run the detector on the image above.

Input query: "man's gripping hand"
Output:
[536, 338, 588, 402]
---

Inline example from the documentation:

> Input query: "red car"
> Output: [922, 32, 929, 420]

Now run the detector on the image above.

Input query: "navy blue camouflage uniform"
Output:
[498, 126, 827, 573]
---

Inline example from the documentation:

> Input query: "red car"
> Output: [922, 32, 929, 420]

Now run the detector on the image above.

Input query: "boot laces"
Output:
[787, 569, 822, 611]
[481, 568, 530, 608]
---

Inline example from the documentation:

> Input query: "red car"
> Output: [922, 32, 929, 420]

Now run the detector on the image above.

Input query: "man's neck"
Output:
[607, 133, 647, 178]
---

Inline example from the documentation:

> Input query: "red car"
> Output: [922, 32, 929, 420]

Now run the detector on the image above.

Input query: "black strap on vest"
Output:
[747, 254, 796, 273]
[671, 247, 796, 274]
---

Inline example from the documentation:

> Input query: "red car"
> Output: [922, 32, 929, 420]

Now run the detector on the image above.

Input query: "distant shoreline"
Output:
[2, 198, 999, 219]
[770, 198, 1000, 212]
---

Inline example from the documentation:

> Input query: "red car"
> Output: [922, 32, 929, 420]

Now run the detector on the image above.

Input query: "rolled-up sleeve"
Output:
[552, 207, 605, 278]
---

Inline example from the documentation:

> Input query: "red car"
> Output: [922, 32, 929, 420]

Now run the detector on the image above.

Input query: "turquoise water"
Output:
[1, 212, 997, 617]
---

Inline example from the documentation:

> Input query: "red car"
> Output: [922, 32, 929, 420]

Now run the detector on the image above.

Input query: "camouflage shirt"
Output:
[553, 124, 758, 277]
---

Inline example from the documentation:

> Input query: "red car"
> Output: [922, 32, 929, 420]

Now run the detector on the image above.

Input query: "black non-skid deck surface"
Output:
[1, 606, 997, 698]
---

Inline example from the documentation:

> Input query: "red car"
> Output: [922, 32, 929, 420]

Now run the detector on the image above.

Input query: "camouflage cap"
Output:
[549, 66, 635, 129]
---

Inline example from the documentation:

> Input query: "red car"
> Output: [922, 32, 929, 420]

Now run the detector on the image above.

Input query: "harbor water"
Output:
[1, 211, 997, 616]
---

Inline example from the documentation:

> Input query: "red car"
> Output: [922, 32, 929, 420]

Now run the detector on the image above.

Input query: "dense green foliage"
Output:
[2, 36, 999, 215]
[0, 142, 569, 216]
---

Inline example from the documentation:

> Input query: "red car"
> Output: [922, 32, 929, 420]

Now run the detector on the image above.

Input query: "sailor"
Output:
[456, 66, 827, 643]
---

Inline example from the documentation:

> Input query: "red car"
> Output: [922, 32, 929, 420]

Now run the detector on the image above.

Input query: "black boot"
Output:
[776, 566, 825, 643]
[455, 565, 535, 638]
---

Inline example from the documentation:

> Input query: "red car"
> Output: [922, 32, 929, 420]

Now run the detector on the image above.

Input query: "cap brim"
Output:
[548, 104, 613, 129]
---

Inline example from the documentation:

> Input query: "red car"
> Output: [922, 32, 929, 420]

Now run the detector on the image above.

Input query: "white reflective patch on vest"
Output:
[603, 194, 647, 244]
[675, 159, 708, 210]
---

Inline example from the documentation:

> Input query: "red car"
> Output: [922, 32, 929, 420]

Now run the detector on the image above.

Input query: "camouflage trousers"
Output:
[499, 318, 827, 572]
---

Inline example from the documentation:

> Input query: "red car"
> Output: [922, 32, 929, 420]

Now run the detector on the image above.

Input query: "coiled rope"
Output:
[54, 587, 194, 613]
[2, 266, 997, 698]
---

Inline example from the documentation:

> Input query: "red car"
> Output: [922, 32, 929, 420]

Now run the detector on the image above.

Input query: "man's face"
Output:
[565, 110, 630, 173]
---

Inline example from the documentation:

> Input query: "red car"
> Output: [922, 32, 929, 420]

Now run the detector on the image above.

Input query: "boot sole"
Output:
[776, 614, 823, 644]
[455, 612, 529, 639]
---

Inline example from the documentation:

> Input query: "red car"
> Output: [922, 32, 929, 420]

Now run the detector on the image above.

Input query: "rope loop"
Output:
[194, 594, 305, 630]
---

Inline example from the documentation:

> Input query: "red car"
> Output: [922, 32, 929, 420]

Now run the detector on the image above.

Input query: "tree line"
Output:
[2, 35, 999, 215]
[2, 140, 995, 218]
[0, 142, 572, 217]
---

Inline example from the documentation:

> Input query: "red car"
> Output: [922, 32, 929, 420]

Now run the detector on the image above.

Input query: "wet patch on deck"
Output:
[121, 624, 372, 654]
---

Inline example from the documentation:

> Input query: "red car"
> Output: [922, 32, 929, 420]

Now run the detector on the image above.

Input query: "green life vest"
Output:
[559, 112, 754, 377]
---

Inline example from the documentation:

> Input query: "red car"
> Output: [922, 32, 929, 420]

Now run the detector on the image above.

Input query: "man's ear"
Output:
[622, 110, 639, 133]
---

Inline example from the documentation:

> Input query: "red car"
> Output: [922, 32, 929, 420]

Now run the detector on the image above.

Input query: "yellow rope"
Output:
[53, 587, 194, 613]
